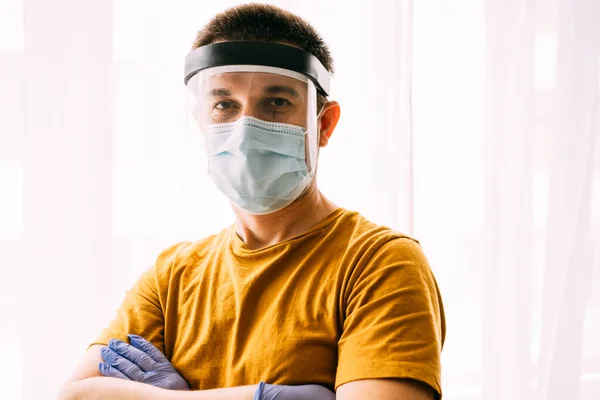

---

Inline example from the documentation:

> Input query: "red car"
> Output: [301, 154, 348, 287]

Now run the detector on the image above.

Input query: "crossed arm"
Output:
[57, 345, 436, 400]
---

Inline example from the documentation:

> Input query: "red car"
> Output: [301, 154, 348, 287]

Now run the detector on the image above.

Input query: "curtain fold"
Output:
[538, 0, 600, 398]
[21, 0, 114, 397]
[482, 0, 536, 397]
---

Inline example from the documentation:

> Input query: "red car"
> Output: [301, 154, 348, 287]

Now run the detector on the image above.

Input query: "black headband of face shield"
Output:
[183, 41, 331, 97]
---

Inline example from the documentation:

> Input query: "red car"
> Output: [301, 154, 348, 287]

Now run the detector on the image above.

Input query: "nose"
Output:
[239, 100, 262, 119]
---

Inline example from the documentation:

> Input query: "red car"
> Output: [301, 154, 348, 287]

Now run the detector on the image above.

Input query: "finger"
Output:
[108, 338, 157, 372]
[261, 383, 285, 399]
[101, 345, 145, 381]
[98, 362, 130, 380]
[128, 334, 169, 364]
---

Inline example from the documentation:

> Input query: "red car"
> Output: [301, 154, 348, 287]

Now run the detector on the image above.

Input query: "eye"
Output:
[267, 98, 292, 107]
[214, 101, 236, 110]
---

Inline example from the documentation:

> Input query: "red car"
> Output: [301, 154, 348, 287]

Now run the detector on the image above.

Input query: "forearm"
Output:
[175, 385, 257, 400]
[58, 377, 167, 400]
[57, 377, 258, 400]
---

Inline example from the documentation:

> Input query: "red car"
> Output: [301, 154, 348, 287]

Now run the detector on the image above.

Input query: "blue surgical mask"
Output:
[204, 116, 312, 215]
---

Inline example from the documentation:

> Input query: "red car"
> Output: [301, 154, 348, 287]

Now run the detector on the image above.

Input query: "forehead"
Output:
[205, 72, 307, 92]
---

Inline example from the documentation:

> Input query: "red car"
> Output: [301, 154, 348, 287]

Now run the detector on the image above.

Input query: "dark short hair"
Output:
[192, 3, 334, 114]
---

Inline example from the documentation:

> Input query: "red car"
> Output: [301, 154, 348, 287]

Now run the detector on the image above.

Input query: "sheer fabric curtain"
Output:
[0, 0, 598, 399]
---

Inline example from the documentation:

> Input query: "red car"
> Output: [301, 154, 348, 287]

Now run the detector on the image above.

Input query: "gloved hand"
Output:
[253, 381, 336, 400]
[99, 334, 190, 391]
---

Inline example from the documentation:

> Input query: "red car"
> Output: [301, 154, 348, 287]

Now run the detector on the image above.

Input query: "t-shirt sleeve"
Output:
[335, 237, 446, 397]
[88, 243, 184, 355]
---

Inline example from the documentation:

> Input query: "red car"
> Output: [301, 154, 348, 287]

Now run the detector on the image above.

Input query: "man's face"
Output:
[196, 72, 309, 130]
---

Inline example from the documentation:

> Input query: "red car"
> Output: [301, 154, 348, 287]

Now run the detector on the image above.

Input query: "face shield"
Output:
[183, 42, 331, 215]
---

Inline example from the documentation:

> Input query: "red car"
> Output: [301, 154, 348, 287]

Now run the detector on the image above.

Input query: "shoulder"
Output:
[335, 209, 418, 241]
[153, 226, 231, 277]
[334, 209, 422, 263]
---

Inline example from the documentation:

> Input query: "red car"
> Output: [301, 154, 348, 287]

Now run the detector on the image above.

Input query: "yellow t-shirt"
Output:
[91, 208, 446, 396]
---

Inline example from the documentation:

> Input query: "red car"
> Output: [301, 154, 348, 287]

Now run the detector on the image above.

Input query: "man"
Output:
[58, 3, 445, 400]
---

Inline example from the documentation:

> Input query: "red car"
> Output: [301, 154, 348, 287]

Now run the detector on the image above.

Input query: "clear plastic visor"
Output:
[185, 65, 319, 173]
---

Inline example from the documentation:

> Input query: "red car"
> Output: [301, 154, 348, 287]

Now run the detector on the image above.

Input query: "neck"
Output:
[232, 180, 339, 250]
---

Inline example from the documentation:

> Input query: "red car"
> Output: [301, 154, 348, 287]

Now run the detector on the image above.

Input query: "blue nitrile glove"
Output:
[99, 334, 190, 391]
[253, 381, 336, 400]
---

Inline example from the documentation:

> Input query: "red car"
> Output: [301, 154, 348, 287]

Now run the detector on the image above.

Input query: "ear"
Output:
[317, 100, 341, 148]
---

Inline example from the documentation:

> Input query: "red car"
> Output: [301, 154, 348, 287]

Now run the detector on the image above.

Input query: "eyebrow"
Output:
[263, 85, 301, 98]
[207, 85, 301, 98]
[208, 88, 231, 97]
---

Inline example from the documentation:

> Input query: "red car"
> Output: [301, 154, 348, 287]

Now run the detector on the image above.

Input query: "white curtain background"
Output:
[0, 0, 598, 399]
